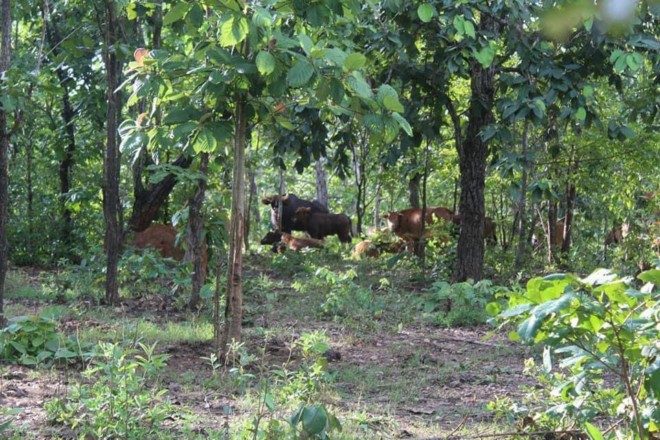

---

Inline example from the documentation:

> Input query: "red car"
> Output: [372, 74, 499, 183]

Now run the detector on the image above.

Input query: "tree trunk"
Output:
[219, 91, 247, 357]
[27, 139, 34, 251]
[408, 173, 420, 209]
[373, 179, 381, 230]
[129, 153, 194, 232]
[514, 122, 529, 269]
[0, 0, 11, 326]
[547, 200, 558, 264]
[102, 0, 122, 305]
[561, 153, 578, 263]
[453, 17, 496, 282]
[244, 169, 257, 251]
[315, 158, 328, 209]
[187, 152, 209, 309]
[47, 21, 76, 248]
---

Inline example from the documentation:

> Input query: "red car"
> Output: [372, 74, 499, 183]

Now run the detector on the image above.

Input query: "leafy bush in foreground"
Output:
[488, 268, 659, 439]
[0, 314, 93, 366]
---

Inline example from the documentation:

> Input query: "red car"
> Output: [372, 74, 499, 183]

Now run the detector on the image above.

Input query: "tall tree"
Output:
[0, 0, 11, 325]
[102, 0, 122, 304]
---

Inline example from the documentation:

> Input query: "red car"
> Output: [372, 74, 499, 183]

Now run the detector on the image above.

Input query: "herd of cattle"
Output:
[259, 193, 496, 256]
[131, 192, 658, 266]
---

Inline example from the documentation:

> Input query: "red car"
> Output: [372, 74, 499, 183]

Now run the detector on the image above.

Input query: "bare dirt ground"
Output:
[1, 266, 535, 439]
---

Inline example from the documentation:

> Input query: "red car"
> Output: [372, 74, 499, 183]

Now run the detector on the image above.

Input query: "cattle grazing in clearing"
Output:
[261, 193, 328, 234]
[292, 207, 353, 243]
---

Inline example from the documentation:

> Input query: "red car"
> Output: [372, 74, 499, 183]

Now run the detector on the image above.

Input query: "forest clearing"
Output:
[0, 0, 658, 439]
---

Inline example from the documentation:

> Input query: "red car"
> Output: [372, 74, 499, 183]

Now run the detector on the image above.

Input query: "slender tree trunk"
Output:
[219, 92, 247, 357]
[47, 21, 76, 247]
[315, 158, 328, 209]
[244, 169, 257, 251]
[453, 19, 496, 281]
[561, 152, 578, 263]
[187, 153, 209, 309]
[452, 178, 459, 213]
[0, 0, 11, 326]
[26, 139, 34, 250]
[514, 122, 529, 269]
[408, 173, 420, 209]
[374, 179, 381, 230]
[102, 0, 122, 304]
[548, 200, 558, 264]
[350, 133, 366, 235]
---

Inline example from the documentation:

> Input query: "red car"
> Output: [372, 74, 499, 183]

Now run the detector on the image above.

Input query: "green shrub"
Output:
[46, 341, 178, 439]
[488, 268, 660, 439]
[0, 314, 93, 366]
[421, 279, 504, 327]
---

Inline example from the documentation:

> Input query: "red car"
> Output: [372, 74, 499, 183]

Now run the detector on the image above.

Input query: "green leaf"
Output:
[264, 393, 277, 411]
[163, 3, 192, 26]
[575, 107, 587, 121]
[614, 53, 628, 73]
[301, 405, 328, 435]
[584, 422, 604, 440]
[625, 53, 640, 71]
[256, 51, 276, 75]
[609, 49, 624, 63]
[453, 16, 465, 35]
[474, 45, 495, 68]
[120, 131, 147, 154]
[347, 72, 372, 98]
[383, 95, 404, 113]
[417, 4, 435, 23]
[219, 15, 249, 47]
[298, 34, 313, 56]
[344, 53, 366, 71]
[583, 85, 594, 97]
[464, 20, 476, 38]
[193, 127, 218, 153]
[287, 60, 314, 87]
[637, 269, 660, 285]
[392, 112, 412, 136]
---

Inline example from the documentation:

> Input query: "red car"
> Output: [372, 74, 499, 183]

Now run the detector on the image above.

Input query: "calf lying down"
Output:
[260, 230, 324, 252]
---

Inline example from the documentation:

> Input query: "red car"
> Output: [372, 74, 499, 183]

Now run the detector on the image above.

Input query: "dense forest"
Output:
[0, 0, 658, 438]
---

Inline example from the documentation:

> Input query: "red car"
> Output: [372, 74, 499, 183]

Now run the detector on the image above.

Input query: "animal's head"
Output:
[293, 207, 312, 224]
[260, 230, 282, 245]
[261, 194, 287, 209]
[382, 212, 402, 231]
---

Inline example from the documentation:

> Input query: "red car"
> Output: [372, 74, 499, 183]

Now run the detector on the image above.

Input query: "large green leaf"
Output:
[344, 53, 366, 71]
[383, 95, 404, 113]
[287, 60, 314, 87]
[417, 4, 435, 23]
[301, 405, 328, 435]
[347, 72, 372, 98]
[392, 112, 412, 136]
[256, 51, 276, 75]
[219, 14, 250, 47]
[163, 3, 192, 26]
[193, 127, 218, 153]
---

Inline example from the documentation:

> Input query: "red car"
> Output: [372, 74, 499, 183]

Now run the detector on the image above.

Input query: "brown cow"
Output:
[352, 239, 405, 259]
[292, 207, 352, 243]
[260, 230, 324, 252]
[382, 207, 454, 242]
[134, 224, 185, 261]
[450, 214, 497, 244]
[605, 223, 630, 246]
[352, 240, 381, 258]
[133, 224, 208, 277]
[532, 221, 566, 249]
